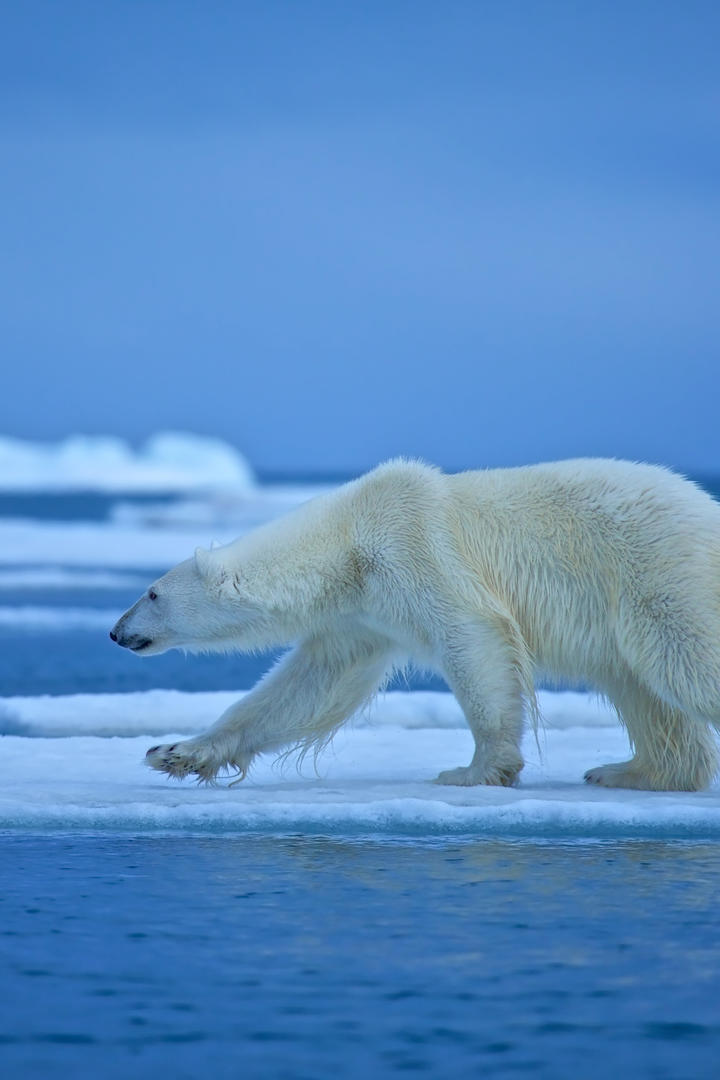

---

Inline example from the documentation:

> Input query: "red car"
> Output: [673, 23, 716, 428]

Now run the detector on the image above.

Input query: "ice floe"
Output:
[1, 690, 718, 838]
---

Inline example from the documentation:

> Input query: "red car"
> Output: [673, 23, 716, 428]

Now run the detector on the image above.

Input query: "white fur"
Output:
[110, 458, 720, 791]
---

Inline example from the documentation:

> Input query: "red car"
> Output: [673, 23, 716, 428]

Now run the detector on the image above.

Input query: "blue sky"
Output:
[1, 1, 719, 474]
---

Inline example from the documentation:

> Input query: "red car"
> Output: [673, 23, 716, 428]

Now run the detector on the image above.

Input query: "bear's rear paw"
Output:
[146, 739, 249, 785]
[434, 759, 523, 787]
[584, 761, 653, 790]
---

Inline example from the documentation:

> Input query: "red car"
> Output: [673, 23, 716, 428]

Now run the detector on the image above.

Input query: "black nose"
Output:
[109, 630, 118, 642]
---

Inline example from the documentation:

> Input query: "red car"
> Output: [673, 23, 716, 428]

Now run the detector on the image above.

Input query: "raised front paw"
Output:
[145, 739, 248, 785]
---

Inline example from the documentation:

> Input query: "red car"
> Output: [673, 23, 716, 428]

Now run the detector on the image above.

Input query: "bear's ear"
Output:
[194, 546, 213, 577]
[194, 546, 229, 589]
[194, 545, 253, 600]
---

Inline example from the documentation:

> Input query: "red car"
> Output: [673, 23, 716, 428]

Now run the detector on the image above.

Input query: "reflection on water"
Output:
[1, 835, 719, 1078]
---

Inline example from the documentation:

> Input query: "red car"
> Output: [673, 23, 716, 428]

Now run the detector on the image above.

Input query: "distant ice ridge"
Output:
[0, 568, 149, 589]
[1, 689, 718, 837]
[0, 432, 255, 492]
[109, 484, 331, 530]
[0, 606, 122, 630]
[0, 520, 226, 567]
[0, 688, 617, 738]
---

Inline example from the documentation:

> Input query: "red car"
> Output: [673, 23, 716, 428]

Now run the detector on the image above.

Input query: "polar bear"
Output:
[110, 458, 720, 791]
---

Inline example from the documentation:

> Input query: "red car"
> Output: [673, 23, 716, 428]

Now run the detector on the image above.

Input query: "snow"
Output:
[2, 689, 718, 837]
[0, 432, 255, 492]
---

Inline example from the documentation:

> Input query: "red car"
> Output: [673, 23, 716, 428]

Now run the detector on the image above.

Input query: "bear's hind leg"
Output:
[584, 680, 718, 791]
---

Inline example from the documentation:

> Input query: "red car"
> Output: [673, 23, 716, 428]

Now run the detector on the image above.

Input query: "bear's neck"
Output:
[230, 489, 355, 630]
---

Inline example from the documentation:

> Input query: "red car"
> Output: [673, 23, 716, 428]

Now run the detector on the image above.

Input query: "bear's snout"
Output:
[109, 616, 153, 652]
[111, 631, 153, 652]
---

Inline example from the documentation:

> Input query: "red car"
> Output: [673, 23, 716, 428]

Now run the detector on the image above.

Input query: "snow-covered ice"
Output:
[2, 689, 718, 837]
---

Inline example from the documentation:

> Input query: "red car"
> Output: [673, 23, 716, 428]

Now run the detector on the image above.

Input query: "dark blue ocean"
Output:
[3, 835, 720, 1080]
[2, 478, 720, 1079]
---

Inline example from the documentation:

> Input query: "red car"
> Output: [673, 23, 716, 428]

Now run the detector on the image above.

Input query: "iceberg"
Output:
[0, 432, 255, 492]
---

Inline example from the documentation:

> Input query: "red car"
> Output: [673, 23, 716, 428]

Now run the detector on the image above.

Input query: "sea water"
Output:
[1, 475, 720, 1078]
[3, 835, 720, 1079]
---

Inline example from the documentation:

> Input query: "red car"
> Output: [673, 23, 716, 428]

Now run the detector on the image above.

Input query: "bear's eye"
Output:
[148, 589, 158, 601]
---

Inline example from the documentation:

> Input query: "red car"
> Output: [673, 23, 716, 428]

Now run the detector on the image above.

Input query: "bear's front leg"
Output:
[435, 737, 524, 788]
[434, 615, 532, 787]
[145, 630, 394, 784]
[145, 735, 252, 784]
